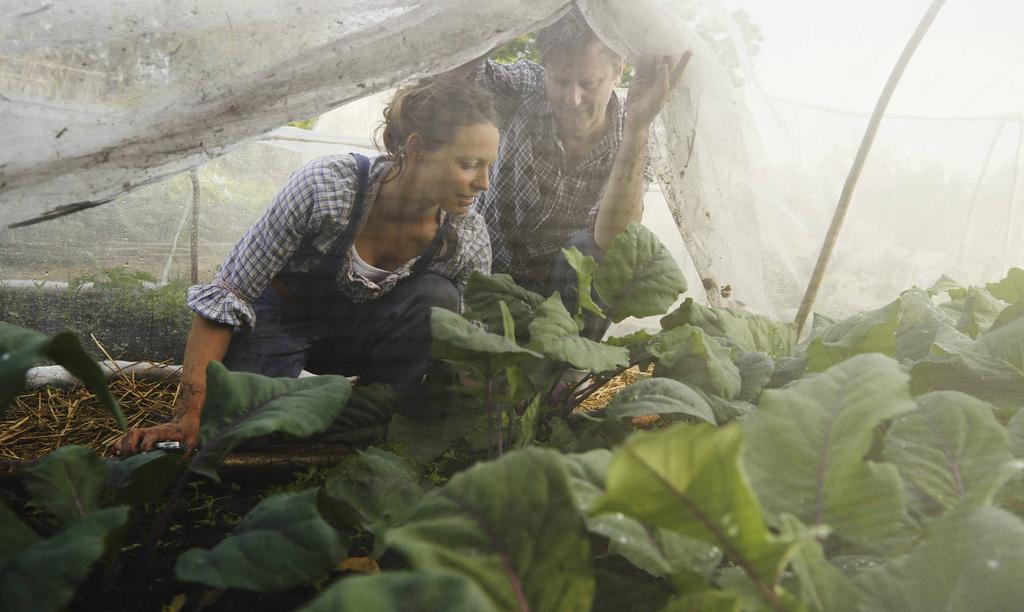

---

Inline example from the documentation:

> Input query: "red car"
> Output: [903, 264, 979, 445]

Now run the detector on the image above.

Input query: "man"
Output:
[464, 9, 690, 303]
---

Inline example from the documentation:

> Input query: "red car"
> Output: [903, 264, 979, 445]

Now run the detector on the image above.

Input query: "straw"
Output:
[1, 375, 178, 460]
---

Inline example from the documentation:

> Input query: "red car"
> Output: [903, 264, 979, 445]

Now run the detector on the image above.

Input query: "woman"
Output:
[117, 79, 499, 455]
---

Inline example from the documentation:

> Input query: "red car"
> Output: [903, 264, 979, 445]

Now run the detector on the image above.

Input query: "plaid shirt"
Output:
[474, 59, 651, 287]
[188, 154, 491, 330]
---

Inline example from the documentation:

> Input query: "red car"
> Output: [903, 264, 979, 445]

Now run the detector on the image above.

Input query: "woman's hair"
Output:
[375, 78, 499, 168]
[536, 8, 621, 68]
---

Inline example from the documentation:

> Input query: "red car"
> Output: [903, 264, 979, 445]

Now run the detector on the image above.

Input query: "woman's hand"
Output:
[623, 51, 693, 132]
[112, 313, 231, 458]
[114, 414, 200, 457]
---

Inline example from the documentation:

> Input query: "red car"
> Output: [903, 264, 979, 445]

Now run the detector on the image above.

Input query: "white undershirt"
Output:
[351, 248, 391, 283]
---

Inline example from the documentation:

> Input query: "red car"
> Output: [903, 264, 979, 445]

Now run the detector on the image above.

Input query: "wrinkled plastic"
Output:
[2, 0, 1022, 323]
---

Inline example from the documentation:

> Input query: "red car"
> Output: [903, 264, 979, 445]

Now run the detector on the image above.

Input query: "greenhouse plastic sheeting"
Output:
[0, 0, 569, 223]
[3, 0, 1024, 320]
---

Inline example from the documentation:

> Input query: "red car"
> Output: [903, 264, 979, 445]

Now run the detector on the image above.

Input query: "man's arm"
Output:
[593, 53, 692, 249]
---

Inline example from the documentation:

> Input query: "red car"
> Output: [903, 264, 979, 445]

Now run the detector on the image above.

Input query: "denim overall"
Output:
[222, 154, 459, 390]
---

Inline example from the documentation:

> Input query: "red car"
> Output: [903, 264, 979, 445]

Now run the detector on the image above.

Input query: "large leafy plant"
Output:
[418, 223, 688, 457]
[9, 252, 1024, 610]
[1, 331, 357, 611]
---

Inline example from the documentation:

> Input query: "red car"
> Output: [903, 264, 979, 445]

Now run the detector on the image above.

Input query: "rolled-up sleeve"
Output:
[187, 160, 327, 329]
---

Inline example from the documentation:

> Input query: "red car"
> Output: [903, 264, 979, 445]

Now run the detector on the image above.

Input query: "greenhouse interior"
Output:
[2, 0, 1024, 610]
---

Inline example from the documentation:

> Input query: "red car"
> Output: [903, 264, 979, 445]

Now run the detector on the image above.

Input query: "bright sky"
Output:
[720, 0, 1023, 117]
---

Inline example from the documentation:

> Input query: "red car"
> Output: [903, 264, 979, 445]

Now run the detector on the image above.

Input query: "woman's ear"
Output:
[403, 132, 423, 160]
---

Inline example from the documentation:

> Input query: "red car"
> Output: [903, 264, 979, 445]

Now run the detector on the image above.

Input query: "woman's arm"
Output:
[115, 314, 231, 456]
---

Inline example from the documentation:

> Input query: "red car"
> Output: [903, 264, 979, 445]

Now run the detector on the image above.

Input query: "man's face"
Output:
[543, 42, 623, 140]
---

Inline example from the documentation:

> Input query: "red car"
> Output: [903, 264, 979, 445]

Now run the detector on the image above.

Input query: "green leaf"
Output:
[322, 447, 423, 530]
[768, 355, 807, 388]
[975, 315, 1024, 372]
[735, 351, 774, 402]
[0, 507, 129, 612]
[0, 501, 41, 567]
[316, 382, 396, 446]
[592, 424, 795, 594]
[928, 274, 965, 297]
[810, 312, 837, 335]
[526, 294, 629, 373]
[605, 330, 657, 366]
[1009, 409, 1024, 458]
[743, 354, 914, 544]
[894, 288, 972, 362]
[432, 307, 543, 373]
[603, 378, 716, 425]
[545, 413, 635, 454]
[297, 570, 496, 612]
[189, 362, 352, 482]
[699, 391, 756, 425]
[986, 267, 1024, 303]
[386, 407, 492, 465]
[804, 299, 900, 372]
[175, 489, 348, 591]
[562, 451, 721, 580]
[660, 298, 796, 358]
[463, 272, 546, 339]
[591, 559, 674, 612]
[0, 322, 125, 428]
[24, 446, 106, 523]
[383, 448, 594, 612]
[104, 451, 180, 507]
[990, 300, 1024, 332]
[512, 395, 543, 450]
[777, 515, 864, 612]
[662, 591, 743, 612]
[855, 506, 1024, 611]
[910, 347, 1024, 418]
[885, 392, 1018, 516]
[651, 325, 742, 400]
[562, 246, 605, 319]
[593, 223, 686, 322]
[955, 287, 1005, 339]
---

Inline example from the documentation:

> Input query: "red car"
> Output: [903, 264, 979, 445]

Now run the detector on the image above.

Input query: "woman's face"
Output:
[410, 122, 499, 216]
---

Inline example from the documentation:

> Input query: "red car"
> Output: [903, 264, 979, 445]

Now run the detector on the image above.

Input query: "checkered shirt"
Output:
[187, 154, 492, 330]
[474, 59, 651, 288]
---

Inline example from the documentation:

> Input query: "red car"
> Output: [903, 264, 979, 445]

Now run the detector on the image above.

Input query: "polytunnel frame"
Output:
[793, 0, 948, 334]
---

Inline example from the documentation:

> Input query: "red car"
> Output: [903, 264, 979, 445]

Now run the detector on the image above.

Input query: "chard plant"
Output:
[7, 257, 1024, 610]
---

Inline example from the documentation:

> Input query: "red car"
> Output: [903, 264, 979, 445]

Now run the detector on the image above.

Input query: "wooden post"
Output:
[189, 168, 200, 284]
[794, 0, 947, 335]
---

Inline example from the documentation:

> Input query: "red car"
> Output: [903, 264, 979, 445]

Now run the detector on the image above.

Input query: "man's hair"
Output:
[535, 8, 621, 68]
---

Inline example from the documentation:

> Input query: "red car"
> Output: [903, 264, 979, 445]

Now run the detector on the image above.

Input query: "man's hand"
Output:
[114, 415, 200, 457]
[623, 51, 692, 132]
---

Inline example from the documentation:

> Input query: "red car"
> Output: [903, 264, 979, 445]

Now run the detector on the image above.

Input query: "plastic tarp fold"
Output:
[3, 0, 767, 312]
[0, 0, 570, 224]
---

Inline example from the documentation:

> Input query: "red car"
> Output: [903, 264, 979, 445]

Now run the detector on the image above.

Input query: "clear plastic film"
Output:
[2, 0, 1023, 324]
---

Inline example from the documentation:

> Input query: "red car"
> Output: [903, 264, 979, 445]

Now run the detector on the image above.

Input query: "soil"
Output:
[4, 463, 371, 612]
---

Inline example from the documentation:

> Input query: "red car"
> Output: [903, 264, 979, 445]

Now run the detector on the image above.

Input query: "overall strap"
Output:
[268, 153, 372, 304]
[410, 212, 452, 276]
[322, 153, 372, 268]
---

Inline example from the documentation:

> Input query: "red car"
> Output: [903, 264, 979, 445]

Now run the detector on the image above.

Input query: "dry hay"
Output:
[578, 365, 652, 407]
[1, 375, 178, 461]
[1, 365, 659, 462]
